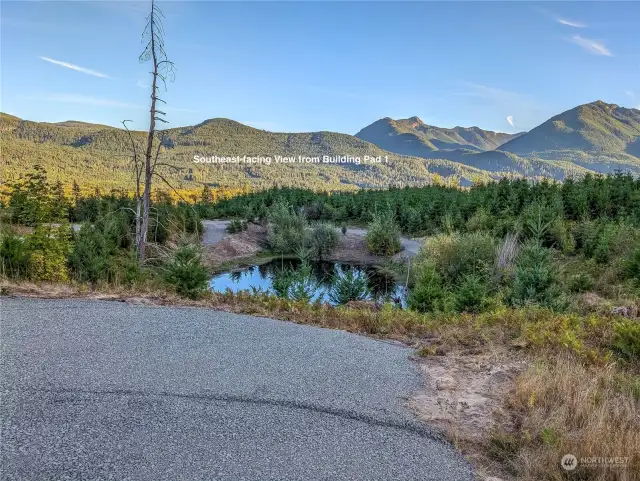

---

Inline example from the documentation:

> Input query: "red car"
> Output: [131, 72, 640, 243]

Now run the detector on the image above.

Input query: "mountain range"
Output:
[1, 101, 639, 193]
[355, 116, 523, 154]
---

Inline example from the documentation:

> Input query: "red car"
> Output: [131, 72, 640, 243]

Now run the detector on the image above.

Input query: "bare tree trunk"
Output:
[133, 0, 174, 260]
[139, 43, 157, 260]
[135, 198, 142, 249]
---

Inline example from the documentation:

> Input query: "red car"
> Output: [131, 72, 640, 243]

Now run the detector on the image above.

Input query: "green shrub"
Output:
[0, 231, 30, 279]
[227, 218, 248, 234]
[287, 264, 320, 302]
[305, 223, 339, 261]
[108, 249, 146, 286]
[25, 225, 72, 282]
[180, 207, 204, 236]
[521, 201, 565, 249]
[624, 248, 640, 283]
[271, 260, 320, 302]
[612, 319, 640, 361]
[266, 201, 307, 253]
[272, 266, 295, 298]
[162, 242, 209, 299]
[454, 274, 492, 313]
[404, 207, 423, 235]
[509, 241, 564, 309]
[407, 262, 448, 313]
[68, 224, 110, 283]
[365, 210, 401, 256]
[567, 272, 595, 293]
[573, 219, 603, 259]
[573, 221, 639, 264]
[491, 216, 520, 239]
[419, 232, 497, 286]
[466, 207, 492, 233]
[547, 219, 575, 253]
[329, 268, 370, 305]
[98, 211, 132, 250]
[8, 165, 68, 226]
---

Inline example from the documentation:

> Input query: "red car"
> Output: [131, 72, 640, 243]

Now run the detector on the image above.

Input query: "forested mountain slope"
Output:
[2, 101, 639, 193]
[0, 115, 491, 191]
[355, 102, 640, 179]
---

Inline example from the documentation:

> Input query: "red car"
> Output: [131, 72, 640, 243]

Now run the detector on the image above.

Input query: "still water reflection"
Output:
[209, 258, 406, 305]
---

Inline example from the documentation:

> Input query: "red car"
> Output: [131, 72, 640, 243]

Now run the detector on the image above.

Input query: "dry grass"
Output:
[506, 356, 639, 480]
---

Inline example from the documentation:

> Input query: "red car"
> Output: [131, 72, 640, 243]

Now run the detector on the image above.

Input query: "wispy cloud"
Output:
[506, 116, 515, 127]
[39, 56, 111, 78]
[537, 8, 586, 28]
[39, 94, 143, 109]
[556, 17, 586, 28]
[136, 80, 149, 89]
[570, 35, 613, 56]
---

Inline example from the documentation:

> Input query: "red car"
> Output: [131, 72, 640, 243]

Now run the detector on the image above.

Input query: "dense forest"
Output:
[210, 172, 640, 236]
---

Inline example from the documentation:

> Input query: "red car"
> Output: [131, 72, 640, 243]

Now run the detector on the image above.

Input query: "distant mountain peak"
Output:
[356, 116, 522, 153]
[591, 99, 615, 108]
[499, 101, 640, 156]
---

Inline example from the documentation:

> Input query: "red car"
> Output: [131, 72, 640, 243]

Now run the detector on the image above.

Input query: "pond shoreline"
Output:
[209, 258, 408, 305]
[202, 220, 419, 273]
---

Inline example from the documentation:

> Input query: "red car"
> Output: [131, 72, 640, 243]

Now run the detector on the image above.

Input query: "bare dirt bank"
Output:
[201, 221, 420, 267]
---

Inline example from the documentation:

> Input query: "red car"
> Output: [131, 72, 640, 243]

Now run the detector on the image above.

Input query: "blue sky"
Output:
[1, 1, 639, 134]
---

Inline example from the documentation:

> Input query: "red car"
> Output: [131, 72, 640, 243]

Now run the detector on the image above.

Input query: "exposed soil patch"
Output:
[203, 224, 266, 267]
[409, 351, 527, 480]
[325, 228, 419, 264]
[326, 231, 384, 264]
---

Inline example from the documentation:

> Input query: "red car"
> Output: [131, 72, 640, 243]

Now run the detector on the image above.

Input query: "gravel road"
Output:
[202, 219, 231, 245]
[1, 298, 473, 481]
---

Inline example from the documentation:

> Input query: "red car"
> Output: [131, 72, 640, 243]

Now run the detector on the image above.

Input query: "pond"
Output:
[209, 258, 407, 305]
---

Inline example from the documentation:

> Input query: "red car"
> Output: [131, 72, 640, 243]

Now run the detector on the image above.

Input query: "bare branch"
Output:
[155, 162, 181, 172]
[152, 171, 201, 237]
[151, 131, 165, 172]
